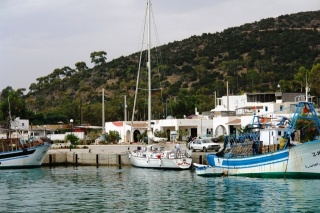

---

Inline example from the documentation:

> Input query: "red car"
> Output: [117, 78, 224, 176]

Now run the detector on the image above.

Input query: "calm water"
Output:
[1, 166, 320, 213]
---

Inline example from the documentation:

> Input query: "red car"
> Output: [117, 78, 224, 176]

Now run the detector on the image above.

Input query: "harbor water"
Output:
[1, 166, 320, 212]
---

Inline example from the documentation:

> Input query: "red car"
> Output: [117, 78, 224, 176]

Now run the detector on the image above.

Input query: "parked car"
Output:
[198, 134, 219, 142]
[188, 138, 221, 152]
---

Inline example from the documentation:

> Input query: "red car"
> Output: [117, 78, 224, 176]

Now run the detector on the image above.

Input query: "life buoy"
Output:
[260, 117, 265, 123]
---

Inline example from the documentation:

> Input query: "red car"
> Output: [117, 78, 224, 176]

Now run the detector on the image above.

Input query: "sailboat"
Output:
[0, 98, 51, 169]
[196, 84, 320, 178]
[127, 0, 192, 169]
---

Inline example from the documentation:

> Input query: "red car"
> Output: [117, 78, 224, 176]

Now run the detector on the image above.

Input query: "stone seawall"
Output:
[42, 151, 132, 166]
[42, 144, 209, 166]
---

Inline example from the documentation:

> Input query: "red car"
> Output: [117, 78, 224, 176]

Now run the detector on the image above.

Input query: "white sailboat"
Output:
[127, 0, 192, 169]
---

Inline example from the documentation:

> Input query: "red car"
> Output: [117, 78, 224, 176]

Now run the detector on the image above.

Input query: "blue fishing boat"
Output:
[196, 100, 320, 178]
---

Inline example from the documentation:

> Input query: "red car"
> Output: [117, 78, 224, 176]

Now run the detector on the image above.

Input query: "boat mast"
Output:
[305, 72, 308, 102]
[147, 0, 152, 143]
[102, 88, 105, 135]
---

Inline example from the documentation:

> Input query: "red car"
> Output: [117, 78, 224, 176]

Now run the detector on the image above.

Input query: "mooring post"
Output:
[118, 154, 121, 166]
[49, 154, 52, 165]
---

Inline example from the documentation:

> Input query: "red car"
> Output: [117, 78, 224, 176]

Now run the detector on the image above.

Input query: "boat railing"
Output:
[225, 132, 260, 144]
[0, 138, 20, 152]
[0, 138, 50, 153]
[163, 149, 190, 159]
[133, 147, 190, 159]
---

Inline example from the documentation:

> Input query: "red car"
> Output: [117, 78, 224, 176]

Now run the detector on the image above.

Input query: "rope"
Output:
[284, 149, 290, 179]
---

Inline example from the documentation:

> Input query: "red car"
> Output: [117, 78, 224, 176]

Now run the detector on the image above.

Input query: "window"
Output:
[265, 106, 268, 112]
[280, 105, 283, 111]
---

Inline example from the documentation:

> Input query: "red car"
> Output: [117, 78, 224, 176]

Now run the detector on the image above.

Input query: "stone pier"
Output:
[42, 144, 209, 166]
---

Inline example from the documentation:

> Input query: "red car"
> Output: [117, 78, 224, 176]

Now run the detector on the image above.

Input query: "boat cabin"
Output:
[259, 127, 287, 146]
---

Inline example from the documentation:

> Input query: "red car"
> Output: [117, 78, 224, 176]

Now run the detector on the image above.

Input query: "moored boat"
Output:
[196, 100, 320, 178]
[0, 137, 51, 169]
[127, 0, 193, 169]
[128, 144, 192, 169]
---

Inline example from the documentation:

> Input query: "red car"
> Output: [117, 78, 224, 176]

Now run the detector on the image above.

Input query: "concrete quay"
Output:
[42, 143, 210, 167]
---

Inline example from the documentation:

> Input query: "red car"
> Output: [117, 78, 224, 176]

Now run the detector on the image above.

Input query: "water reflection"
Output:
[1, 167, 320, 212]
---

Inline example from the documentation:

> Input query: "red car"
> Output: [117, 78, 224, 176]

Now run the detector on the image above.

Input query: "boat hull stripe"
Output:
[222, 151, 289, 167]
[0, 149, 36, 160]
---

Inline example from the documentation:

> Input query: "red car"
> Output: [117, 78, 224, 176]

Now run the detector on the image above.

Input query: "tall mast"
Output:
[305, 72, 309, 102]
[147, 0, 152, 140]
[102, 88, 105, 134]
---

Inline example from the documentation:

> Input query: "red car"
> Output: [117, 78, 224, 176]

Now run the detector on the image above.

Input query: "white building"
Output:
[104, 92, 306, 143]
[105, 116, 214, 143]
[211, 92, 306, 137]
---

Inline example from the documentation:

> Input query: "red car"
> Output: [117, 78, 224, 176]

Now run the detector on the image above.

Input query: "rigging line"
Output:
[150, 5, 166, 115]
[136, 4, 149, 52]
[131, 3, 148, 124]
[143, 50, 148, 121]
[150, 5, 162, 48]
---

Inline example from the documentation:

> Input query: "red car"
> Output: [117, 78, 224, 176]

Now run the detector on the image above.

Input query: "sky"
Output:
[0, 0, 319, 92]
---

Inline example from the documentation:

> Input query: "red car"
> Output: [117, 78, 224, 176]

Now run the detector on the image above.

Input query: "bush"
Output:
[65, 134, 79, 146]
[106, 131, 121, 144]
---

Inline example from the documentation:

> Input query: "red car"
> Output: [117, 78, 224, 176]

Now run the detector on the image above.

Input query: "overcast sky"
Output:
[0, 0, 319, 92]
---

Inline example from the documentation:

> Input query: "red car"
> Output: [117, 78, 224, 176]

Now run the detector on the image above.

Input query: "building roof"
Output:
[235, 106, 263, 110]
[112, 121, 123, 127]
[128, 122, 148, 128]
[226, 119, 241, 125]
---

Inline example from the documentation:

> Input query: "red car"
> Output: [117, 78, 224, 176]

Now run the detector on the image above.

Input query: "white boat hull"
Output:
[197, 140, 320, 178]
[128, 152, 192, 169]
[0, 143, 51, 169]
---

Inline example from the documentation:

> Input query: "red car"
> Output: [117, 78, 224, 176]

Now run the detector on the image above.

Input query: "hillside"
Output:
[2, 10, 320, 126]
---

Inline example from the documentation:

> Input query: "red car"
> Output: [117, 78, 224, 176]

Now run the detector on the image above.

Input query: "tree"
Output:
[75, 61, 88, 72]
[246, 69, 259, 89]
[294, 66, 310, 92]
[0, 88, 27, 124]
[62, 66, 74, 77]
[309, 63, 320, 97]
[0, 86, 14, 100]
[29, 83, 38, 93]
[90, 51, 107, 66]
[171, 89, 197, 118]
